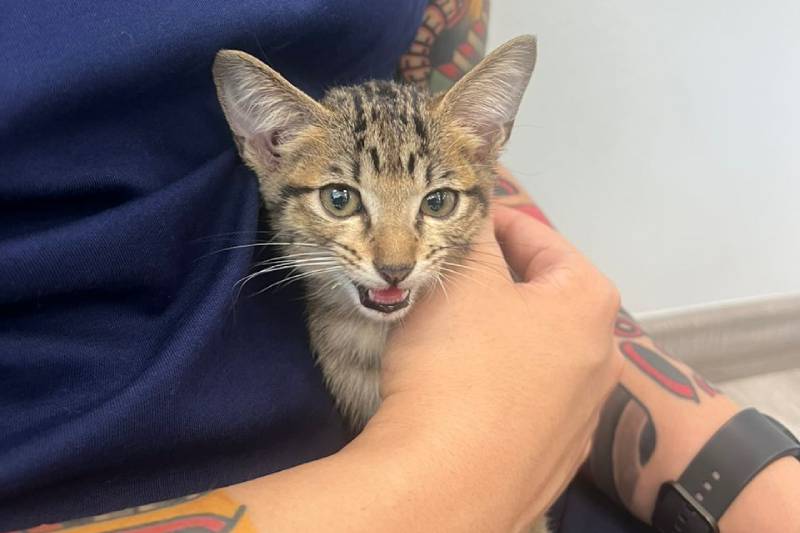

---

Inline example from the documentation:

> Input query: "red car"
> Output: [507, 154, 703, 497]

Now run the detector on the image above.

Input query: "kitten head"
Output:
[213, 36, 536, 321]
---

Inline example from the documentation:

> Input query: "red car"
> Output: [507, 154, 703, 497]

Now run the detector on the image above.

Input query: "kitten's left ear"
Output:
[213, 50, 327, 170]
[437, 35, 537, 157]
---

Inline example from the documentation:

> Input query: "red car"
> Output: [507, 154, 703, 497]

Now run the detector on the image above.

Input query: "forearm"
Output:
[594, 318, 800, 532]
[227, 404, 528, 533]
[32, 430, 417, 532]
[494, 167, 800, 531]
[34, 400, 532, 533]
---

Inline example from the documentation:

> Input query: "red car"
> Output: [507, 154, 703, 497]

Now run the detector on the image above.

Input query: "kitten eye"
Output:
[320, 185, 362, 217]
[420, 189, 457, 218]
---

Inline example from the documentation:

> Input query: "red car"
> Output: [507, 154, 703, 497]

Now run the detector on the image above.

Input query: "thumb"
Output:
[492, 205, 577, 282]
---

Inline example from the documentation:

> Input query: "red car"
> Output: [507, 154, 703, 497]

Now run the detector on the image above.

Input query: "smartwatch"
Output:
[651, 408, 800, 533]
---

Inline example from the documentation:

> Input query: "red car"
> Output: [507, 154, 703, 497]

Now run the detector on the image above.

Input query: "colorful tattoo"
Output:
[589, 385, 656, 508]
[16, 492, 253, 533]
[694, 373, 721, 398]
[619, 341, 699, 403]
[491, 172, 553, 227]
[493, 176, 519, 197]
[398, 0, 490, 92]
[614, 313, 644, 338]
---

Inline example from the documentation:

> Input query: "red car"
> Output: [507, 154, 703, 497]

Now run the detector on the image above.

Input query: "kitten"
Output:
[214, 36, 547, 532]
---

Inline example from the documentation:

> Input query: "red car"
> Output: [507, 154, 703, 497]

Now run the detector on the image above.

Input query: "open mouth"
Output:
[357, 284, 411, 314]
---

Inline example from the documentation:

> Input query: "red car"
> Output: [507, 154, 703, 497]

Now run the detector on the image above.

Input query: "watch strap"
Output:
[653, 408, 800, 533]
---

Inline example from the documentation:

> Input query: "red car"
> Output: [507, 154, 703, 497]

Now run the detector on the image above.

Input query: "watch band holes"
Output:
[695, 492, 704, 502]
[703, 481, 712, 491]
[711, 470, 721, 480]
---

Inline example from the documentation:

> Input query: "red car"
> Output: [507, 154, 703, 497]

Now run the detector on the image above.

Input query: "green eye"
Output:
[420, 189, 457, 218]
[320, 185, 362, 217]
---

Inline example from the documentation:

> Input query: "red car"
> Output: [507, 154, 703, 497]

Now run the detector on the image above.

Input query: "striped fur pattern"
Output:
[213, 36, 537, 432]
[214, 36, 550, 532]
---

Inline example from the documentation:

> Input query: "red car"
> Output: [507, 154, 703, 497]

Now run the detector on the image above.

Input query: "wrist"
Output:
[718, 456, 800, 533]
[633, 399, 741, 520]
[646, 408, 800, 533]
[357, 393, 527, 531]
[617, 353, 743, 522]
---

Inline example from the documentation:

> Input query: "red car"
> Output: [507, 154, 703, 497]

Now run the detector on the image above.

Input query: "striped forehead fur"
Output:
[322, 81, 436, 179]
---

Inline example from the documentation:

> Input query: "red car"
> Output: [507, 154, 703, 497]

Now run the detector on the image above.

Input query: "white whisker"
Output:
[440, 260, 509, 284]
[253, 266, 343, 296]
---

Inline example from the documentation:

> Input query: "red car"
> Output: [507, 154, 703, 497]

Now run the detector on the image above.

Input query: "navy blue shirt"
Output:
[0, 1, 425, 528]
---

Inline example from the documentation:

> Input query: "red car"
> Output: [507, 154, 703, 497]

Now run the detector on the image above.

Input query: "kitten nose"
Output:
[374, 262, 415, 286]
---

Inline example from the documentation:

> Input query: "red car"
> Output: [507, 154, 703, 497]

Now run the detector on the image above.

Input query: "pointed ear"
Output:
[437, 35, 537, 158]
[212, 50, 326, 170]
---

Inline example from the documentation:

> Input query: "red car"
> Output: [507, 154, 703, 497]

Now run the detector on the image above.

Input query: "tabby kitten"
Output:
[214, 36, 541, 523]
[214, 34, 546, 533]
[213, 33, 535, 421]
[213, 35, 535, 424]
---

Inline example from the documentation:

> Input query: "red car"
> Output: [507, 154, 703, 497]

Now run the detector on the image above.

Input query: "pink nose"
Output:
[374, 262, 414, 285]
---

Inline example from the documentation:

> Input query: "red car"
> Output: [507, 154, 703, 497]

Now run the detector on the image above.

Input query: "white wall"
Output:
[489, 1, 800, 313]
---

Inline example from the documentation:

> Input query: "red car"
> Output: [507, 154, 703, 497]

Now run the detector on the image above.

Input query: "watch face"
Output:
[652, 483, 718, 533]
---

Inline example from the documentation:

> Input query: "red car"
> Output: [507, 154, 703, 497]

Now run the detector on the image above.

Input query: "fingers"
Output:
[492, 205, 577, 282]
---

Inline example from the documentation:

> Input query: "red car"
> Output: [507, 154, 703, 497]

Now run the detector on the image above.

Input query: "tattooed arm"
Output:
[492, 167, 800, 532]
[407, 3, 800, 529]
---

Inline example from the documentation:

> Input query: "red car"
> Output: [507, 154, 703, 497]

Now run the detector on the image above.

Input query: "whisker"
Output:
[440, 260, 509, 284]
[436, 264, 491, 290]
[253, 256, 338, 270]
[305, 277, 344, 299]
[459, 257, 512, 278]
[232, 260, 338, 300]
[197, 241, 328, 262]
[255, 251, 335, 263]
[192, 230, 277, 243]
[435, 244, 505, 261]
[252, 266, 343, 296]
[434, 272, 450, 303]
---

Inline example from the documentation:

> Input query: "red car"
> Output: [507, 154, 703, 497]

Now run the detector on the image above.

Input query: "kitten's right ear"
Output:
[213, 50, 325, 169]
[437, 35, 537, 159]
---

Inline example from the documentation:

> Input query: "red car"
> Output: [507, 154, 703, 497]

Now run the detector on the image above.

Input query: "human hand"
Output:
[368, 204, 623, 531]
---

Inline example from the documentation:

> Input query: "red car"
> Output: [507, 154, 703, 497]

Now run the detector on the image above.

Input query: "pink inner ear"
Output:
[268, 130, 283, 159]
[248, 129, 283, 168]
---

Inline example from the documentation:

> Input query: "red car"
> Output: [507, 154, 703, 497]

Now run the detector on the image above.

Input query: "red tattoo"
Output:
[104, 510, 245, 533]
[398, 0, 490, 92]
[493, 176, 519, 197]
[693, 373, 720, 398]
[511, 203, 552, 227]
[614, 314, 644, 338]
[620, 341, 699, 402]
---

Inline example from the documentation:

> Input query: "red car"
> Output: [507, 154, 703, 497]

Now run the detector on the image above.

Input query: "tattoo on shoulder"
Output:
[397, 0, 490, 91]
[18, 492, 252, 533]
